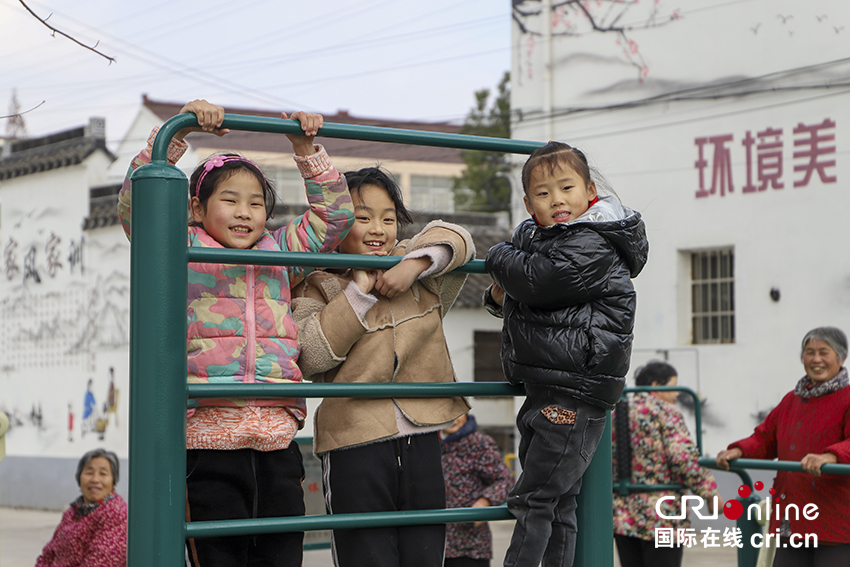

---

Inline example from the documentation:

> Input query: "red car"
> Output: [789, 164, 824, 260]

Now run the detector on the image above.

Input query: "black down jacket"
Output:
[485, 197, 648, 410]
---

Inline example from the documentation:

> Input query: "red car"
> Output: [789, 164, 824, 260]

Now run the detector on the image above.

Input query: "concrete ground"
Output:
[2, 506, 739, 567]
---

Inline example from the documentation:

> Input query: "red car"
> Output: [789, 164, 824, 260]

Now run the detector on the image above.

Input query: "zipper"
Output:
[245, 264, 256, 388]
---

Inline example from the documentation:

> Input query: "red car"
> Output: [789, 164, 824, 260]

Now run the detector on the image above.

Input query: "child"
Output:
[441, 413, 515, 567]
[118, 99, 354, 567]
[484, 141, 648, 567]
[291, 166, 474, 567]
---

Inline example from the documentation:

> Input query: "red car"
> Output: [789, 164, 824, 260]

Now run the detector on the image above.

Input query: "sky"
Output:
[0, 0, 512, 148]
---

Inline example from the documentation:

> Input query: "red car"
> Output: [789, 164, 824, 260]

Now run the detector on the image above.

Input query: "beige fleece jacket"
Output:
[292, 220, 475, 454]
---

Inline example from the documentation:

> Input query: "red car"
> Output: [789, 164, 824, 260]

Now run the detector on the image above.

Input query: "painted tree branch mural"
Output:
[512, 0, 682, 81]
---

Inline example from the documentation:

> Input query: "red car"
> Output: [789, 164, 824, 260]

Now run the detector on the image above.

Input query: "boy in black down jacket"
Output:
[484, 141, 648, 567]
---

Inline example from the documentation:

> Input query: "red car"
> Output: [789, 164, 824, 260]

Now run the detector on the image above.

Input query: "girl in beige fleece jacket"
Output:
[291, 166, 473, 567]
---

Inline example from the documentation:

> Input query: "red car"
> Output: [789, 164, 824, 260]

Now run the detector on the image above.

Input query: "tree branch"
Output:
[18, 0, 115, 64]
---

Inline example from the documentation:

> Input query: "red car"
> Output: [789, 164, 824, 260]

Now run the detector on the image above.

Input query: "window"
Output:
[474, 330, 505, 382]
[410, 175, 454, 212]
[691, 249, 735, 344]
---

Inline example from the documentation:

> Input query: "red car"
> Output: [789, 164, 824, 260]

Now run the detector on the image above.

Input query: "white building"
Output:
[510, 0, 850, 458]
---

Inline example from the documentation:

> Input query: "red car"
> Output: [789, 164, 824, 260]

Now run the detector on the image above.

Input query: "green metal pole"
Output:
[152, 114, 545, 160]
[185, 248, 486, 273]
[736, 495, 761, 567]
[127, 160, 189, 567]
[575, 413, 613, 567]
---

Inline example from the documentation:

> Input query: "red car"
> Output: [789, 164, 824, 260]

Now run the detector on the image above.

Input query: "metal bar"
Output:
[186, 248, 487, 274]
[188, 382, 524, 401]
[127, 162, 189, 566]
[575, 414, 614, 567]
[698, 456, 850, 475]
[186, 506, 513, 538]
[617, 483, 687, 492]
[152, 114, 545, 162]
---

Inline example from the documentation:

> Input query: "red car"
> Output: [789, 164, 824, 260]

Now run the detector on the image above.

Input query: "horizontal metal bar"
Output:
[624, 386, 697, 394]
[615, 483, 687, 492]
[185, 506, 514, 539]
[186, 248, 487, 274]
[698, 457, 850, 476]
[188, 382, 524, 401]
[154, 114, 545, 162]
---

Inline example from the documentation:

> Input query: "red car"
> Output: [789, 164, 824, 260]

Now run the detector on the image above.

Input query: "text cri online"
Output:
[653, 495, 819, 549]
[654, 528, 818, 549]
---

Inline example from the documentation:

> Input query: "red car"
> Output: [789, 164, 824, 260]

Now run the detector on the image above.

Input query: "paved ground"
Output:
[2, 506, 739, 566]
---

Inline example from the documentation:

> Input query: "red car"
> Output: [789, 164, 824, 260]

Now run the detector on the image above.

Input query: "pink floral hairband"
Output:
[195, 155, 265, 198]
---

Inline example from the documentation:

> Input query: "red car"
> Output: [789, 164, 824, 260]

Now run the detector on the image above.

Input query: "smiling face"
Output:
[191, 170, 266, 249]
[803, 339, 845, 384]
[523, 161, 597, 227]
[79, 456, 115, 505]
[339, 184, 398, 256]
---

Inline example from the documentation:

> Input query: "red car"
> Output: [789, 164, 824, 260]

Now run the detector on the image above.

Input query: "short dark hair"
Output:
[343, 166, 413, 227]
[75, 448, 120, 486]
[189, 153, 277, 223]
[521, 141, 592, 195]
[634, 360, 678, 387]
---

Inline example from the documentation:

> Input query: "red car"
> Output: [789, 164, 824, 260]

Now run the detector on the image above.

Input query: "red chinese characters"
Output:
[694, 119, 837, 198]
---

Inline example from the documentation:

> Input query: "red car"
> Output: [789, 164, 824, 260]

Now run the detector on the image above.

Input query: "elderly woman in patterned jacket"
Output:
[441, 413, 515, 567]
[612, 361, 720, 567]
[36, 449, 127, 567]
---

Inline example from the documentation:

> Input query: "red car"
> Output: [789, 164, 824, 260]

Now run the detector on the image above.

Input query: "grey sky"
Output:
[0, 0, 511, 146]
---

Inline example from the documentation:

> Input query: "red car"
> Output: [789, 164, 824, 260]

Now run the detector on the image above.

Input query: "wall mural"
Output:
[0, 203, 130, 457]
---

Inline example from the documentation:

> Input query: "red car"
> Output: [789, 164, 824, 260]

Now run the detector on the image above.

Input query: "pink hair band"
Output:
[195, 155, 264, 198]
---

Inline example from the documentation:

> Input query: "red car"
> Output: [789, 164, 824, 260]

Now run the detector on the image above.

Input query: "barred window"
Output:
[691, 249, 735, 344]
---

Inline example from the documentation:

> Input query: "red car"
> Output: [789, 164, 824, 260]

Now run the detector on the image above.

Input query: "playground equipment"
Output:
[128, 114, 850, 566]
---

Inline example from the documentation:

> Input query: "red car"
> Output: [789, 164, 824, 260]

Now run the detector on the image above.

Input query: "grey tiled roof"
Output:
[84, 189, 122, 230]
[0, 126, 115, 181]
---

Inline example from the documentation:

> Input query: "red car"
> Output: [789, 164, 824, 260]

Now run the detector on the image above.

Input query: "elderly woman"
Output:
[36, 448, 127, 567]
[613, 361, 720, 567]
[717, 326, 850, 566]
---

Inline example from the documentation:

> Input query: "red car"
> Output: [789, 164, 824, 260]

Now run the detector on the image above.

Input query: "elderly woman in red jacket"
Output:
[36, 448, 127, 567]
[717, 326, 850, 566]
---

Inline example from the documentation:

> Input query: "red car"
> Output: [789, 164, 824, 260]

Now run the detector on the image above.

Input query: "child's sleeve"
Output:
[274, 146, 354, 287]
[117, 127, 189, 242]
[398, 220, 475, 316]
[291, 275, 374, 379]
[485, 230, 619, 308]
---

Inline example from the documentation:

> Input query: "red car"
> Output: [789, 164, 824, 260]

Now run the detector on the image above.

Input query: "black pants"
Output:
[614, 534, 683, 567]
[772, 543, 850, 567]
[322, 433, 446, 567]
[185, 445, 305, 567]
[504, 385, 607, 567]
